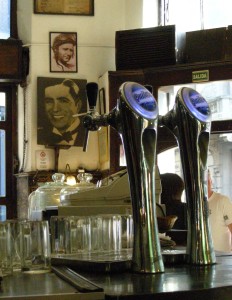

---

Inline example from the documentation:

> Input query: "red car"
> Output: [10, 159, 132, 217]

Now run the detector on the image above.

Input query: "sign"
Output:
[192, 70, 209, 83]
[35, 150, 54, 170]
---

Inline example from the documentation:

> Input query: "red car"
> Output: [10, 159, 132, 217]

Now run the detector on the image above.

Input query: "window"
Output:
[157, 80, 232, 200]
[0, 93, 6, 197]
[0, 0, 18, 218]
[0, 86, 17, 219]
[143, 0, 232, 30]
[0, 0, 11, 39]
[142, 1, 232, 200]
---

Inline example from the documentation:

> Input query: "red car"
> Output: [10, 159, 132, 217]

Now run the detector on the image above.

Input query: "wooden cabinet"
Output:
[0, 39, 26, 83]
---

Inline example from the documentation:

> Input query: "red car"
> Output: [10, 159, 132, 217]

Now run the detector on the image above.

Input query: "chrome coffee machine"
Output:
[83, 82, 164, 273]
[160, 87, 216, 265]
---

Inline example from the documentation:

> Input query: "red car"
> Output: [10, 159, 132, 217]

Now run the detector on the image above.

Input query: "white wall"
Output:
[16, 0, 144, 173]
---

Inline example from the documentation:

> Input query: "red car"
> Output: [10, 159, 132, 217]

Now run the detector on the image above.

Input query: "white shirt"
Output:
[208, 191, 232, 252]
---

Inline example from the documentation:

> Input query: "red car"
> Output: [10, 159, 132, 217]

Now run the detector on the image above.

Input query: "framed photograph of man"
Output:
[50, 32, 77, 73]
[37, 77, 87, 147]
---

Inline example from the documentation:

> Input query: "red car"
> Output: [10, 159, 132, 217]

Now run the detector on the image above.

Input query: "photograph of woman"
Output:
[37, 77, 87, 147]
[50, 32, 77, 72]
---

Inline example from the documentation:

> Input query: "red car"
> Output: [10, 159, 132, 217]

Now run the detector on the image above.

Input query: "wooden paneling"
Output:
[0, 39, 23, 82]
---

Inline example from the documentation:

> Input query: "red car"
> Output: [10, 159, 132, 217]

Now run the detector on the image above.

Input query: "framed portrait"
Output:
[37, 77, 87, 147]
[34, 0, 94, 16]
[50, 32, 77, 73]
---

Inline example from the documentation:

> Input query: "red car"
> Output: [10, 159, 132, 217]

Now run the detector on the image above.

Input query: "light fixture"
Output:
[65, 164, 76, 186]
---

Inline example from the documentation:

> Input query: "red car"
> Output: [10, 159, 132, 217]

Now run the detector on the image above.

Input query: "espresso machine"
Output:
[160, 87, 216, 265]
[83, 81, 164, 273]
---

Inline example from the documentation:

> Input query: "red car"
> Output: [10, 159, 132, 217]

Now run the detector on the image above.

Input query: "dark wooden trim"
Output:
[0, 83, 18, 219]
[107, 61, 232, 174]
[11, 0, 18, 39]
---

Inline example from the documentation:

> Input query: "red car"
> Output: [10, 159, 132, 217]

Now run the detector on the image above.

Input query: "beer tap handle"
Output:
[86, 82, 98, 111]
[83, 82, 99, 152]
[144, 84, 153, 94]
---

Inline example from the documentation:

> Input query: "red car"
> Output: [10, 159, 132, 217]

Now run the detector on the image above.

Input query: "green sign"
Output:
[192, 70, 209, 82]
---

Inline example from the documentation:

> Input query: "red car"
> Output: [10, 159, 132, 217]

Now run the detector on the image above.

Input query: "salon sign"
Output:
[192, 70, 209, 83]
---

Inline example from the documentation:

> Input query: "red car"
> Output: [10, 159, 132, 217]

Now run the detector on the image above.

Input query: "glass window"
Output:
[0, 129, 6, 197]
[203, 0, 232, 29]
[143, 0, 232, 31]
[143, 0, 158, 28]
[0, 92, 6, 197]
[164, 0, 202, 31]
[158, 81, 232, 121]
[158, 133, 232, 200]
[0, 93, 6, 121]
[0, 0, 11, 39]
[157, 80, 232, 200]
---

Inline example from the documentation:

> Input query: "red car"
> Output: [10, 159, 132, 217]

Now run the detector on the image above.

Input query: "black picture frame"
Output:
[34, 0, 94, 16]
[50, 32, 77, 73]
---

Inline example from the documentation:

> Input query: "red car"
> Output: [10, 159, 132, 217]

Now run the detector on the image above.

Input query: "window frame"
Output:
[10, 0, 18, 39]
[0, 84, 18, 219]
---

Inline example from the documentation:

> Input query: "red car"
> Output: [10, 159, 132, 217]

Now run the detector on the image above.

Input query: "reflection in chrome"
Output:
[83, 82, 164, 273]
[160, 87, 216, 265]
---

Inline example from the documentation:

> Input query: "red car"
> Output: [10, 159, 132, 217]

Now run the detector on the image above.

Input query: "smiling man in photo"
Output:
[37, 78, 87, 147]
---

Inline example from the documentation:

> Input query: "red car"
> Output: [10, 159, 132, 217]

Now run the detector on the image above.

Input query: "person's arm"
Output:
[228, 223, 232, 234]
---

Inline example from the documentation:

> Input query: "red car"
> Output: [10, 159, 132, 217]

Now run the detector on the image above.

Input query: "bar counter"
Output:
[1, 255, 232, 299]
[77, 254, 232, 300]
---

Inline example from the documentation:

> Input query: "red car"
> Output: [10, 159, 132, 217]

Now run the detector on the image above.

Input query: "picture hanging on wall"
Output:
[34, 0, 94, 16]
[50, 32, 77, 73]
[37, 77, 87, 147]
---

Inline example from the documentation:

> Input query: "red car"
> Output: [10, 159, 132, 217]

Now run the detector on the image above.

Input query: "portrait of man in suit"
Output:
[37, 77, 87, 147]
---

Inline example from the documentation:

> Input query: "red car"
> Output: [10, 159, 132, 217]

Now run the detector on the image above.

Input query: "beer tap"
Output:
[160, 87, 216, 265]
[83, 82, 104, 151]
[83, 81, 164, 273]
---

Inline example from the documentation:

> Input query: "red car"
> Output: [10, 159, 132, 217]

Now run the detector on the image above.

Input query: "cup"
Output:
[8, 220, 22, 271]
[50, 216, 71, 254]
[90, 216, 103, 252]
[101, 214, 122, 252]
[19, 220, 51, 273]
[75, 216, 91, 253]
[0, 221, 13, 276]
[51, 216, 93, 255]
[121, 214, 134, 249]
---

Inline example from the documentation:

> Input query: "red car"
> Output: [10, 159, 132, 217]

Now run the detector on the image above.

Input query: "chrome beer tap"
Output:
[83, 81, 164, 273]
[160, 87, 216, 265]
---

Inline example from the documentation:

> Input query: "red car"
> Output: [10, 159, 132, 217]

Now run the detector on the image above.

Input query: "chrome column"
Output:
[161, 87, 216, 265]
[83, 82, 164, 273]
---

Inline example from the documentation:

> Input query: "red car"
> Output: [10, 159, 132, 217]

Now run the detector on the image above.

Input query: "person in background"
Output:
[160, 173, 187, 230]
[208, 171, 232, 252]
[38, 79, 85, 146]
[51, 33, 76, 72]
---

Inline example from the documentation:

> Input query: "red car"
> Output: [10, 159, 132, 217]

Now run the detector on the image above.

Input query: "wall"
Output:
[16, 0, 146, 174]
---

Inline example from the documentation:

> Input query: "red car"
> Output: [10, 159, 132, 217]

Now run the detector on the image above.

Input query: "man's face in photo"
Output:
[44, 84, 79, 132]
